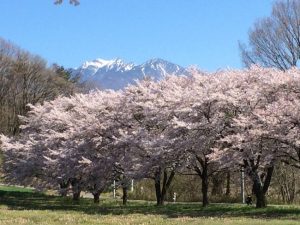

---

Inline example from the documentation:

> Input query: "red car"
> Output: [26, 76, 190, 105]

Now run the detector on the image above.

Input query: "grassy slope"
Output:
[0, 186, 299, 225]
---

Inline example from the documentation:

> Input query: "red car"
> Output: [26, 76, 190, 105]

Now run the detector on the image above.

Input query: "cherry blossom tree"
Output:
[114, 76, 192, 205]
[253, 69, 300, 170]
[1, 90, 123, 202]
[210, 66, 298, 208]
[165, 70, 240, 207]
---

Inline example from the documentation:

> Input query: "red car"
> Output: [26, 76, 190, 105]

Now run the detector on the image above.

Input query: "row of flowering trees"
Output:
[1, 66, 300, 208]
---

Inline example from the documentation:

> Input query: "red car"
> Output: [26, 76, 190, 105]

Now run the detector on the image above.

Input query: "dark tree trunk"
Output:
[154, 168, 175, 206]
[70, 178, 81, 201]
[252, 166, 274, 208]
[93, 191, 101, 204]
[59, 180, 69, 197]
[225, 171, 231, 196]
[255, 191, 266, 208]
[202, 168, 209, 207]
[194, 156, 210, 207]
[122, 186, 128, 205]
[92, 186, 104, 204]
[72, 190, 81, 201]
[161, 170, 175, 205]
[154, 169, 162, 205]
[253, 181, 266, 208]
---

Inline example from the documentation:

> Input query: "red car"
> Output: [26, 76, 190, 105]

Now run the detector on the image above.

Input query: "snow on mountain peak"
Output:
[82, 58, 134, 71]
[82, 58, 113, 69]
[72, 57, 190, 90]
[142, 58, 167, 66]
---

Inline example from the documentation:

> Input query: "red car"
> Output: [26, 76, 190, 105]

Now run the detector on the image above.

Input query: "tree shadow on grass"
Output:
[0, 190, 300, 220]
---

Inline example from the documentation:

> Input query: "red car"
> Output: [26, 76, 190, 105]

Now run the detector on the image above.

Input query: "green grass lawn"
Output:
[0, 185, 299, 225]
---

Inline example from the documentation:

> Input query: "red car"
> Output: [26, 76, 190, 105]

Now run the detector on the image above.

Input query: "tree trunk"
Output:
[154, 168, 175, 206]
[154, 169, 162, 205]
[72, 190, 81, 201]
[225, 171, 231, 196]
[252, 166, 274, 208]
[202, 168, 209, 207]
[161, 169, 175, 205]
[194, 157, 209, 207]
[93, 191, 101, 204]
[71, 178, 81, 201]
[59, 181, 69, 197]
[122, 186, 128, 205]
[92, 186, 104, 204]
[253, 184, 266, 208]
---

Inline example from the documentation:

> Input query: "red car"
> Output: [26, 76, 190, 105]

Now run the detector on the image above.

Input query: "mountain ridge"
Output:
[71, 58, 191, 90]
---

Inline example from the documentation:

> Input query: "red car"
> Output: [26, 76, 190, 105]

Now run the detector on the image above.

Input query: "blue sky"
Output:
[0, 0, 274, 71]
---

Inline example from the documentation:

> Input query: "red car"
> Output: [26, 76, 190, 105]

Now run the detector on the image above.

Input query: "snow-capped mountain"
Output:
[72, 58, 190, 90]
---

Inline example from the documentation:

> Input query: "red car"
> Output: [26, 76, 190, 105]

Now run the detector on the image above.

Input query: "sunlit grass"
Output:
[0, 185, 34, 193]
[0, 186, 299, 225]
